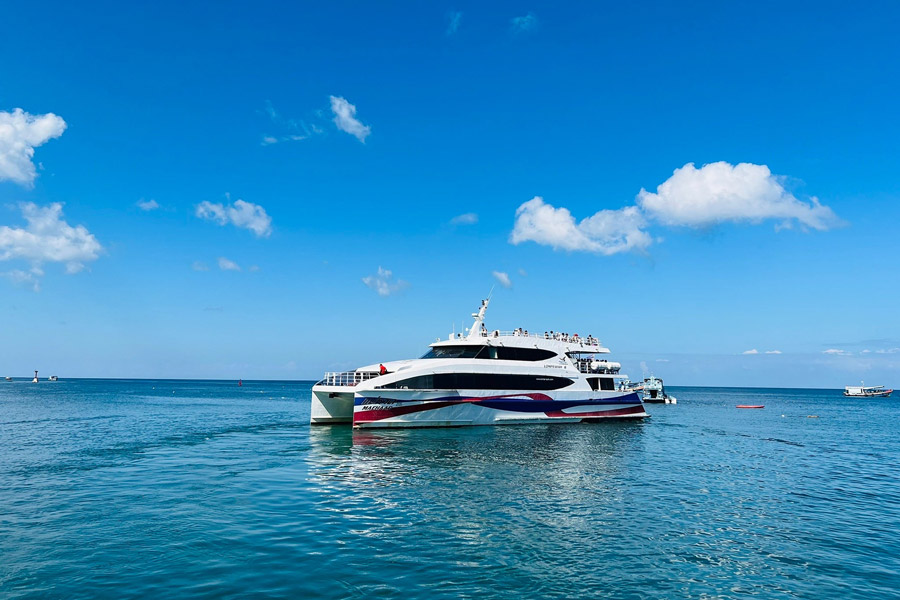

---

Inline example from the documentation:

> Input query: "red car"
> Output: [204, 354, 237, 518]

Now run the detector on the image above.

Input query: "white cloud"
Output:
[508, 162, 839, 257]
[196, 197, 272, 238]
[0, 108, 67, 187]
[765, 350, 783, 354]
[492, 270, 512, 288]
[192, 261, 209, 271]
[823, 348, 851, 356]
[3, 269, 41, 292]
[260, 101, 314, 145]
[446, 11, 462, 35]
[0, 203, 102, 278]
[518, 268, 527, 276]
[218, 257, 241, 271]
[656, 358, 670, 363]
[510, 12, 538, 34]
[875, 348, 900, 354]
[137, 199, 159, 211]
[510, 196, 652, 255]
[362, 266, 408, 296]
[450, 212, 478, 225]
[637, 162, 840, 230]
[742, 349, 759, 355]
[330, 96, 371, 143]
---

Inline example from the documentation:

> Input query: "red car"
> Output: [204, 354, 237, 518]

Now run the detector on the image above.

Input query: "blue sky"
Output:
[1, 1, 898, 386]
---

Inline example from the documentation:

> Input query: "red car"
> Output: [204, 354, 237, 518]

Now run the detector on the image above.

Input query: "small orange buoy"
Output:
[736, 405, 764, 409]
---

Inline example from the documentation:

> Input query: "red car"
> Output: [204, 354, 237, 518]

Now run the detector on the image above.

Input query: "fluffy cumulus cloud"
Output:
[742, 349, 759, 355]
[450, 212, 478, 225]
[330, 96, 371, 143]
[508, 162, 839, 256]
[510, 12, 538, 34]
[0, 109, 67, 187]
[196, 197, 272, 237]
[510, 197, 652, 255]
[0, 203, 102, 280]
[362, 266, 408, 297]
[492, 270, 512, 288]
[218, 257, 240, 271]
[638, 162, 840, 230]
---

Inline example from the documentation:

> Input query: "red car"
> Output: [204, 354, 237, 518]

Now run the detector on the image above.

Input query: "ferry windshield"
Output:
[421, 345, 488, 359]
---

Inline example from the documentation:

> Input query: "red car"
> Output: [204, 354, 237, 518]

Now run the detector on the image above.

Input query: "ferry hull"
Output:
[310, 387, 355, 424]
[352, 392, 647, 428]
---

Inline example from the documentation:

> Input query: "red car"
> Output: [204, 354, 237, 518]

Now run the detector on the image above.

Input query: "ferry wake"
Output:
[310, 299, 647, 428]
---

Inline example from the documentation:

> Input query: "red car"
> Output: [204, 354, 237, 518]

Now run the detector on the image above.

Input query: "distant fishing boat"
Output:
[844, 383, 892, 397]
[49, 375, 59, 382]
[4, 376, 11, 381]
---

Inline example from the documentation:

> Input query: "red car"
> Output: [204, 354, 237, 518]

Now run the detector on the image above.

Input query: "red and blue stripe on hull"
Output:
[353, 392, 647, 427]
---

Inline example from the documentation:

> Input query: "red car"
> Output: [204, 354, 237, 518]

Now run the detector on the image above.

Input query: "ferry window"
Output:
[420, 346, 489, 359]
[378, 373, 573, 390]
[380, 375, 434, 389]
[378, 373, 572, 390]
[434, 373, 573, 390]
[495, 347, 557, 361]
[587, 377, 615, 391]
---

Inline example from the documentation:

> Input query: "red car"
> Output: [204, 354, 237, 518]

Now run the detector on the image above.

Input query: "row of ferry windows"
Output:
[378, 373, 575, 391]
[420, 345, 558, 361]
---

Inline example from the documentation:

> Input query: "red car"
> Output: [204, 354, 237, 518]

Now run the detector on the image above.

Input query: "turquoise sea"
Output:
[1, 380, 897, 599]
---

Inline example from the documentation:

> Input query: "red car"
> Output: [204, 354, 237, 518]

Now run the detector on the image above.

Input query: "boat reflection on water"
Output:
[306, 421, 647, 497]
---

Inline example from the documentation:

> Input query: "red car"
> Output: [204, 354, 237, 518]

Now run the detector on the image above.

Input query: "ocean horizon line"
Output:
[0, 377, 865, 392]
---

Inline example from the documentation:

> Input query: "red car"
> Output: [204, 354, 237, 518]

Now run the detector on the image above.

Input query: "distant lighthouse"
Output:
[32, 370, 39, 383]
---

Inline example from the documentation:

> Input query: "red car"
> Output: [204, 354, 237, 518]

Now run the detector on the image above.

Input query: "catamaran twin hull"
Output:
[312, 390, 647, 428]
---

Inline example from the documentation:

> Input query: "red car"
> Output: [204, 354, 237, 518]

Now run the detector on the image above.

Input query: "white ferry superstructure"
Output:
[310, 299, 647, 428]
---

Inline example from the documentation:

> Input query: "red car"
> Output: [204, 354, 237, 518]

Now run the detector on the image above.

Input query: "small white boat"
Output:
[49, 375, 59, 382]
[4, 376, 11, 381]
[844, 383, 892, 397]
[642, 376, 677, 404]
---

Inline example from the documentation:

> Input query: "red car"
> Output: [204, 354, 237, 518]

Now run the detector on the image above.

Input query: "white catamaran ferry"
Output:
[310, 299, 647, 428]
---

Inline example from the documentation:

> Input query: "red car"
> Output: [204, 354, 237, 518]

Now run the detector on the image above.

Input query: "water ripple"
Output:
[1, 382, 898, 599]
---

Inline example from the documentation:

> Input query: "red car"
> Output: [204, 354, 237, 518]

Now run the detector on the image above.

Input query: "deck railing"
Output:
[452, 330, 601, 346]
[317, 371, 380, 387]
